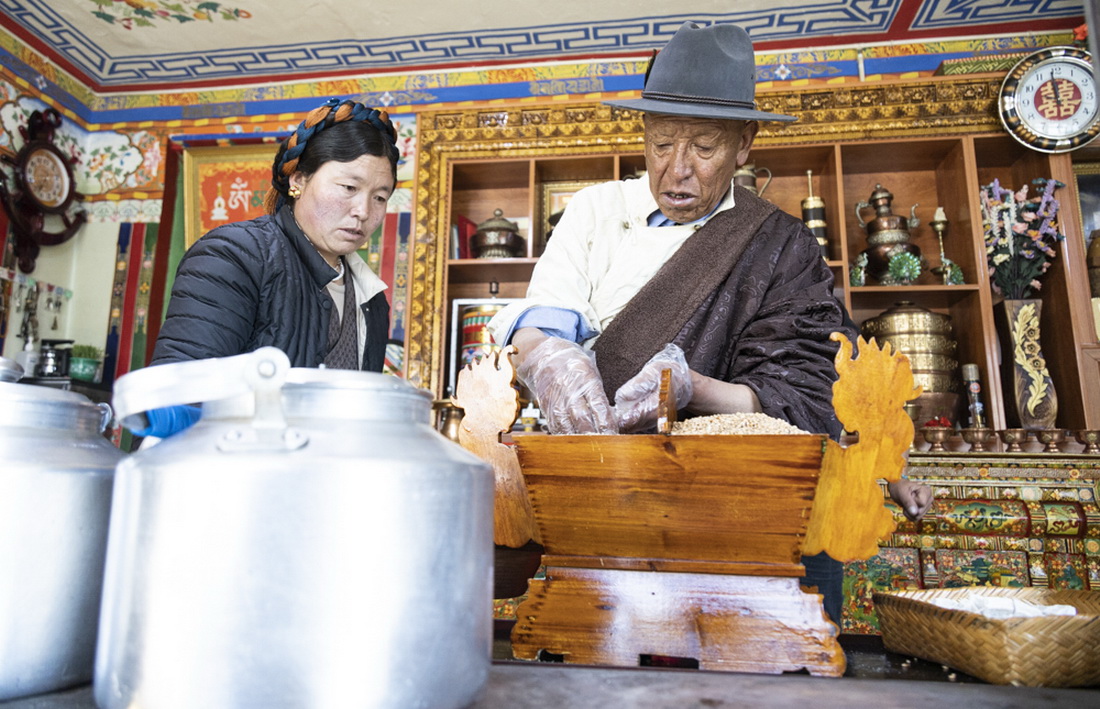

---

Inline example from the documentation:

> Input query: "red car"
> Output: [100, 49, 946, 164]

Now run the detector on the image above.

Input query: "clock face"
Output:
[1000, 47, 1100, 153]
[21, 143, 73, 212]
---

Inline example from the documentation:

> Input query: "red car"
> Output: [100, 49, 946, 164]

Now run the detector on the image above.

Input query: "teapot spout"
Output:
[907, 203, 920, 230]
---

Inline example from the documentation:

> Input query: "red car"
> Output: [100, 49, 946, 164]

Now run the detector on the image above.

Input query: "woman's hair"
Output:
[264, 98, 400, 214]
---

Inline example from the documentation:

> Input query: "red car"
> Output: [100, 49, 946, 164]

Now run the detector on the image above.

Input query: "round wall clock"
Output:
[999, 46, 1100, 153]
[21, 142, 75, 213]
[0, 108, 86, 273]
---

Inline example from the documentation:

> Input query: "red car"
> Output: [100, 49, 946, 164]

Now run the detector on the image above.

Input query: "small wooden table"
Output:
[456, 334, 918, 677]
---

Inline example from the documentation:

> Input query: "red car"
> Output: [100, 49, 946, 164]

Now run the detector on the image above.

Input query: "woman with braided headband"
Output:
[136, 99, 399, 438]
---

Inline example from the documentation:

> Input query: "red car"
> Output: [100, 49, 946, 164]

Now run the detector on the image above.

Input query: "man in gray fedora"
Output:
[488, 21, 931, 623]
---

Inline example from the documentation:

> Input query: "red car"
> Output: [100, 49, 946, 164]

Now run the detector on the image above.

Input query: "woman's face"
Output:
[290, 154, 394, 267]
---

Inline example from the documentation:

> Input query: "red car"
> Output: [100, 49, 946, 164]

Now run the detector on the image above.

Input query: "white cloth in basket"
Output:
[929, 595, 1077, 619]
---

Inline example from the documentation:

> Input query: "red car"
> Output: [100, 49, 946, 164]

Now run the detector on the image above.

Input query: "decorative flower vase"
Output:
[994, 299, 1057, 430]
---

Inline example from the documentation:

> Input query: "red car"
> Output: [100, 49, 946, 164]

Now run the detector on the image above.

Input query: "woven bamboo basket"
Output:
[874, 587, 1100, 687]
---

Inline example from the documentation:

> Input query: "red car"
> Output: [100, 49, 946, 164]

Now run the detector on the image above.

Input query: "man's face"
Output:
[644, 114, 758, 224]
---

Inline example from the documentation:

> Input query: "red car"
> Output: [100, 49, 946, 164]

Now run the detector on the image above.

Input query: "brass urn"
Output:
[472, 209, 525, 259]
[855, 183, 922, 283]
[861, 301, 961, 426]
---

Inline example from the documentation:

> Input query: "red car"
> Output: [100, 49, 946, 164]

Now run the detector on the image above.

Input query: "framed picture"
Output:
[182, 143, 278, 249]
[448, 297, 518, 395]
[538, 179, 601, 249]
[1074, 162, 1100, 249]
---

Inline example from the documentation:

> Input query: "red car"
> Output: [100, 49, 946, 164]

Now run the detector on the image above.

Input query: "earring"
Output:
[288, 185, 302, 199]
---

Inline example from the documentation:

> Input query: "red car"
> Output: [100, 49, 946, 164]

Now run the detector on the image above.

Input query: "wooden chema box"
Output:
[455, 333, 915, 677]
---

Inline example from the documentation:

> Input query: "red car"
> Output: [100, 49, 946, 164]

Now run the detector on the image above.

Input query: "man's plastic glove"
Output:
[613, 343, 693, 433]
[516, 337, 617, 435]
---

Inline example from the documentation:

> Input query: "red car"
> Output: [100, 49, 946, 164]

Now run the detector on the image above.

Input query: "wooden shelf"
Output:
[411, 89, 1098, 429]
[448, 258, 538, 284]
[849, 285, 982, 312]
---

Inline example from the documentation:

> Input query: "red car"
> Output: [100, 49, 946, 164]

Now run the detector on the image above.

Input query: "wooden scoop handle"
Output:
[656, 367, 677, 435]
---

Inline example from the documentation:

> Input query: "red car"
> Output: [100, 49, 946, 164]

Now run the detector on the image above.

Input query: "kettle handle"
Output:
[755, 167, 772, 196]
[112, 347, 291, 429]
[95, 402, 114, 435]
[854, 200, 870, 229]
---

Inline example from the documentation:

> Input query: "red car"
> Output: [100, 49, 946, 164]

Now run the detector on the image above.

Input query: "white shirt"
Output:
[487, 175, 738, 347]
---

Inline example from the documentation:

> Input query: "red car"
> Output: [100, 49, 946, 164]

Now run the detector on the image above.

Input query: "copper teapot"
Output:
[855, 183, 922, 283]
[734, 163, 771, 196]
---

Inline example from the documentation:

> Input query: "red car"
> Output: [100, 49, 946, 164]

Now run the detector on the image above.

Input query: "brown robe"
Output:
[593, 186, 855, 438]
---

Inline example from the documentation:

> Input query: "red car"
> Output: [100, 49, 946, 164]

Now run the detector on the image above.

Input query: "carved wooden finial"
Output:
[453, 345, 540, 547]
[802, 332, 923, 561]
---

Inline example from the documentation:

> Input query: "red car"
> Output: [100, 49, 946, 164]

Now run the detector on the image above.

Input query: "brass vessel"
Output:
[432, 398, 465, 442]
[861, 301, 961, 425]
[860, 301, 953, 339]
[472, 209, 525, 258]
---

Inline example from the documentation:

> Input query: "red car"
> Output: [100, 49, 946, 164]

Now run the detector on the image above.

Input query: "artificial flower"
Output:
[980, 178, 1064, 300]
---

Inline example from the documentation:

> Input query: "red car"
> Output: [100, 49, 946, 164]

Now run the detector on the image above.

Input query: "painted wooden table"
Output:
[843, 451, 1100, 634]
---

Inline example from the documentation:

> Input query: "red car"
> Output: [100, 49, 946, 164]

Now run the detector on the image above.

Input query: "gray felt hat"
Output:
[604, 22, 797, 123]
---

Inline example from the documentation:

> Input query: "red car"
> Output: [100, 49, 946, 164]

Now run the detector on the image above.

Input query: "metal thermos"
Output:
[0, 356, 121, 701]
[96, 348, 493, 709]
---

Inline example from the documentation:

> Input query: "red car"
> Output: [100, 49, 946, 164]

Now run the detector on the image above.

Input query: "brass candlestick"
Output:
[929, 208, 950, 285]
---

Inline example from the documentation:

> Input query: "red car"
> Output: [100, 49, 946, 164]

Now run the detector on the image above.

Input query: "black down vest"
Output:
[152, 206, 389, 371]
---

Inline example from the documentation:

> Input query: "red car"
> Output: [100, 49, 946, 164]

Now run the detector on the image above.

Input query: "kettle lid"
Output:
[0, 378, 97, 406]
[0, 376, 108, 433]
[476, 209, 519, 235]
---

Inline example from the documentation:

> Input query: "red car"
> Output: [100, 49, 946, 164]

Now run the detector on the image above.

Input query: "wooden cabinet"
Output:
[845, 451, 1100, 634]
[407, 75, 1098, 429]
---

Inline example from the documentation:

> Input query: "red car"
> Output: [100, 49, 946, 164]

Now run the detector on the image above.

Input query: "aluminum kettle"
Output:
[0, 357, 121, 700]
[95, 348, 493, 709]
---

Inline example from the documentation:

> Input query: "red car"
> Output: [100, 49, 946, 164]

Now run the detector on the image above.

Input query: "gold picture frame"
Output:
[1073, 162, 1100, 246]
[182, 143, 278, 250]
[538, 179, 602, 250]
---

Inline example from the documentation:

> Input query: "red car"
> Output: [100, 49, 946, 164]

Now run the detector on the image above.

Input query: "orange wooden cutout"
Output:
[453, 345, 540, 548]
[802, 332, 923, 561]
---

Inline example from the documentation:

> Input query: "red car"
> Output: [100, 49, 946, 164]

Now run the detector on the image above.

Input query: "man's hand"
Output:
[888, 479, 933, 521]
[515, 335, 617, 435]
[613, 343, 693, 433]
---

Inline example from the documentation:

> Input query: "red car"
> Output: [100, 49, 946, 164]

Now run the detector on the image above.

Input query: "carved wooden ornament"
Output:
[453, 345, 539, 547]
[802, 332, 923, 561]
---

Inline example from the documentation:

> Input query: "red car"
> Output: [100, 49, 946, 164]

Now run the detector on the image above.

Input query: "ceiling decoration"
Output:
[0, 0, 1085, 93]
